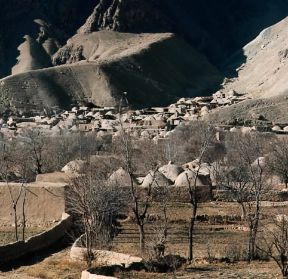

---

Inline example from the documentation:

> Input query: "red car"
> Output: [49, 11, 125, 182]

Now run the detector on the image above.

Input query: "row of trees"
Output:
[0, 130, 104, 182]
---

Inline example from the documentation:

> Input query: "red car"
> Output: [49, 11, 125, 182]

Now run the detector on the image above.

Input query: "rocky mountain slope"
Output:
[0, 32, 221, 110]
[78, 0, 288, 67]
[0, 0, 96, 77]
[212, 17, 288, 124]
[223, 17, 288, 99]
[1, 0, 288, 111]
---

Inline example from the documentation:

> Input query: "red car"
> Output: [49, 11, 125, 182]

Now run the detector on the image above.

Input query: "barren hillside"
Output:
[0, 32, 222, 111]
[212, 17, 288, 124]
[1, 0, 288, 110]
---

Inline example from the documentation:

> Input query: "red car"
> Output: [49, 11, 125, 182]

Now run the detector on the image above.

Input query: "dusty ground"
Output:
[121, 261, 281, 278]
[2, 253, 281, 279]
[7, 250, 85, 279]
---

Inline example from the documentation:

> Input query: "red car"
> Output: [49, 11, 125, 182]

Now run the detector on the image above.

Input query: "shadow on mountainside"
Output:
[161, 0, 288, 78]
[81, 0, 288, 79]
[0, 0, 96, 78]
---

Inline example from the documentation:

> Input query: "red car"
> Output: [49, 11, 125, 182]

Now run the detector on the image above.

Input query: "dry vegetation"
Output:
[0, 228, 45, 246]
[18, 250, 85, 279]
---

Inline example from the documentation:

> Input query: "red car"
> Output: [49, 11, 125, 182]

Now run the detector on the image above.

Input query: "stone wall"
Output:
[0, 213, 71, 264]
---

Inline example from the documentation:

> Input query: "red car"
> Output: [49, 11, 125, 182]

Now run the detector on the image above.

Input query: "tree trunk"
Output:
[282, 266, 288, 278]
[248, 212, 260, 261]
[22, 190, 27, 241]
[139, 224, 145, 253]
[239, 202, 247, 222]
[249, 232, 256, 261]
[188, 206, 197, 261]
[84, 219, 93, 268]
[209, 184, 214, 201]
[13, 205, 18, 241]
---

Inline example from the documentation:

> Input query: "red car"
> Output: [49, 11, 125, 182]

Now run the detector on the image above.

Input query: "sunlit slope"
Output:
[0, 32, 222, 111]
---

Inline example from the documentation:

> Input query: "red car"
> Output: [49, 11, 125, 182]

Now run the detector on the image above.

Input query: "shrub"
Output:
[144, 255, 186, 273]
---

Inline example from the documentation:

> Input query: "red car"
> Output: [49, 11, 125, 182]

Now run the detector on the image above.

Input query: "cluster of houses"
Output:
[0, 90, 287, 141]
[62, 159, 212, 188]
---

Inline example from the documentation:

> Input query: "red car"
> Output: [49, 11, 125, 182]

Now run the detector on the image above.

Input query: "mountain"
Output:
[78, 0, 288, 67]
[0, 32, 221, 110]
[212, 17, 288, 124]
[0, 0, 96, 77]
[1, 0, 288, 111]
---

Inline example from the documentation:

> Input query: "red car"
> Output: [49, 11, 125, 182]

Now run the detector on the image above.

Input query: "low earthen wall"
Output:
[214, 189, 288, 202]
[0, 213, 71, 264]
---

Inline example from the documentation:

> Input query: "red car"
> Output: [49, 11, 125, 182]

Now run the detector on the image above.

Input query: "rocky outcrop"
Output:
[2, 0, 288, 114]
[211, 17, 288, 124]
[3, 0, 288, 78]
[78, 0, 288, 66]
[12, 35, 52, 75]
[78, 0, 170, 34]
[53, 44, 85, 65]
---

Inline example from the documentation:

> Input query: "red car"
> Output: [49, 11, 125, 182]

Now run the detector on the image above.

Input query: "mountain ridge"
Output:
[1, 0, 288, 112]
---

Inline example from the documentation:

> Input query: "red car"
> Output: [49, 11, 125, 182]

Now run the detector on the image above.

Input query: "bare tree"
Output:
[119, 129, 158, 252]
[67, 162, 126, 267]
[218, 163, 250, 221]
[21, 129, 47, 175]
[223, 132, 270, 261]
[116, 96, 162, 253]
[267, 137, 288, 188]
[0, 139, 36, 241]
[7, 183, 23, 241]
[21, 188, 27, 241]
[149, 182, 170, 259]
[257, 217, 288, 278]
[0, 142, 22, 241]
[15, 145, 32, 241]
[183, 122, 216, 261]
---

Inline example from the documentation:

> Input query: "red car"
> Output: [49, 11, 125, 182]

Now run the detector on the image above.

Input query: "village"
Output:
[3, 89, 287, 142]
[1, 88, 288, 279]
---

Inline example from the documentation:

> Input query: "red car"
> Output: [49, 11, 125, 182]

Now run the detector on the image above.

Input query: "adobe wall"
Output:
[215, 189, 288, 202]
[0, 182, 67, 226]
[0, 213, 72, 264]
